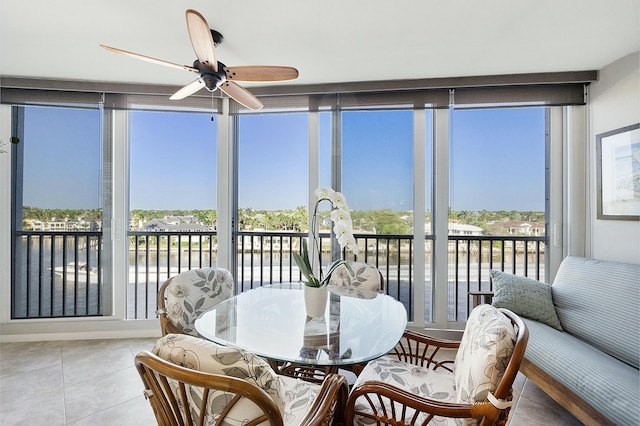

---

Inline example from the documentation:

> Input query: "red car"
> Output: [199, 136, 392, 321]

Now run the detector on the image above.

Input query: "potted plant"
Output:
[293, 187, 358, 316]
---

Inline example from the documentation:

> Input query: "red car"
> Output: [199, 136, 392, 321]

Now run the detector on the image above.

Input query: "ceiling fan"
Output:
[100, 9, 298, 110]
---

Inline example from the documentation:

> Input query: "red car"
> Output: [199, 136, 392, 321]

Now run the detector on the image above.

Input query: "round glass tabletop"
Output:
[195, 282, 408, 366]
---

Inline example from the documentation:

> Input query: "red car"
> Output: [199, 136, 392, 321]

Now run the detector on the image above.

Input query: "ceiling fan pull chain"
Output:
[211, 92, 216, 121]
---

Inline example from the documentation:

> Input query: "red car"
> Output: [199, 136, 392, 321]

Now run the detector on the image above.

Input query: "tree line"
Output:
[24, 207, 545, 235]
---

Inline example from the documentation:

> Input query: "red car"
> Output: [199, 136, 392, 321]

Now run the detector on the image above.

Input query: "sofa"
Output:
[488, 256, 639, 426]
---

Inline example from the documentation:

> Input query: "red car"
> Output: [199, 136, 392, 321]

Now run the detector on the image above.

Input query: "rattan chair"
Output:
[157, 267, 234, 336]
[345, 305, 528, 426]
[136, 334, 349, 426]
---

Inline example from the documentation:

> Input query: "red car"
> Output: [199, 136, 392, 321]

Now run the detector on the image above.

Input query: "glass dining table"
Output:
[195, 282, 408, 368]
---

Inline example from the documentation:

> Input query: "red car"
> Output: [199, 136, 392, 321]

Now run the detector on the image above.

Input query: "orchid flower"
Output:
[293, 187, 359, 287]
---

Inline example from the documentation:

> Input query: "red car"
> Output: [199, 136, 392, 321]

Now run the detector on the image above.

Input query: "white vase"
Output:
[303, 285, 328, 317]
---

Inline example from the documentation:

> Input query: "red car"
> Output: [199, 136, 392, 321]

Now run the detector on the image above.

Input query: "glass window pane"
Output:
[448, 107, 546, 321]
[342, 110, 413, 216]
[130, 111, 217, 210]
[128, 110, 217, 319]
[319, 111, 332, 189]
[341, 109, 414, 317]
[15, 106, 102, 318]
[237, 113, 309, 288]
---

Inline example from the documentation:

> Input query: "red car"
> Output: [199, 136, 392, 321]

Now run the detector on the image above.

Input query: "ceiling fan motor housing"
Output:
[193, 60, 227, 90]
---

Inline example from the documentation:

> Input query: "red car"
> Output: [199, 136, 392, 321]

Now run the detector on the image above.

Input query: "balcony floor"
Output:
[0, 337, 582, 425]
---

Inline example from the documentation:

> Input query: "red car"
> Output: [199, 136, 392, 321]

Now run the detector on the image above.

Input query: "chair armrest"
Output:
[389, 330, 460, 372]
[346, 381, 500, 425]
[300, 373, 349, 426]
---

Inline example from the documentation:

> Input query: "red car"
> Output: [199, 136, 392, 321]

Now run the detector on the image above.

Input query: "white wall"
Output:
[588, 52, 640, 264]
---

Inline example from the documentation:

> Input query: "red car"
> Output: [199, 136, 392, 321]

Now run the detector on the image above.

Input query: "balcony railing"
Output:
[14, 230, 545, 322]
[13, 231, 103, 319]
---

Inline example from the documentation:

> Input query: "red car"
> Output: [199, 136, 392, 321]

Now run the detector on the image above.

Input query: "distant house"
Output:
[164, 215, 199, 225]
[424, 222, 484, 236]
[448, 222, 483, 236]
[25, 218, 100, 232]
[500, 221, 545, 236]
[137, 219, 172, 232]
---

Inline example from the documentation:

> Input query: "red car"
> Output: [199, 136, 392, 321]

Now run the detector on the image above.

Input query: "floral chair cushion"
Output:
[153, 334, 285, 425]
[328, 262, 381, 295]
[278, 375, 323, 426]
[163, 267, 234, 335]
[350, 305, 516, 426]
[453, 304, 516, 424]
[351, 357, 457, 425]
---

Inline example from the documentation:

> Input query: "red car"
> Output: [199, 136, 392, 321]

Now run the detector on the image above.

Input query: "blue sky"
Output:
[450, 108, 545, 211]
[22, 105, 545, 212]
[129, 111, 217, 210]
[23, 107, 102, 209]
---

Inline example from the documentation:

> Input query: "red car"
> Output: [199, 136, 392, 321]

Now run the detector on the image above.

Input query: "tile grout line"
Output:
[507, 377, 527, 425]
[59, 344, 69, 426]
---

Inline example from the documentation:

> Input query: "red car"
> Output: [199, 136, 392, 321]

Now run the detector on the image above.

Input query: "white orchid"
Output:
[333, 220, 351, 240]
[314, 187, 336, 204]
[333, 192, 349, 211]
[293, 187, 360, 287]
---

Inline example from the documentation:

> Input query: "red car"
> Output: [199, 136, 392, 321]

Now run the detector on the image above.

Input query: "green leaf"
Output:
[390, 372, 406, 386]
[430, 392, 450, 400]
[293, 239, 320, 286]
[194, 297, 205, 311]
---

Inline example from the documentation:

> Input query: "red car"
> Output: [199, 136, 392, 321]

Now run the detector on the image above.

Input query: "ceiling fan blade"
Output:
[224, 66, 299, 82]
[185, 9, 217, 72]
[170, 78, 207, 100]
[100, 44, 198, 73]
[219, 81, 263, 110]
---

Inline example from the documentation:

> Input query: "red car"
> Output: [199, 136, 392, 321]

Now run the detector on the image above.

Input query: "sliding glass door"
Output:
[12, 105, 103, 318]
[236, 112, 309, 289]
[128, 110, 217, 319]
[448, 107, 547, 320]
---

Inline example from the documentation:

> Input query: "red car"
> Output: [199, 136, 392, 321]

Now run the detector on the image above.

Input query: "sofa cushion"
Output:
[551, 256, 640, 368]
[490, 270, 563, 331]
[522, 319, 639, 426]
[152, 334, 285, 423]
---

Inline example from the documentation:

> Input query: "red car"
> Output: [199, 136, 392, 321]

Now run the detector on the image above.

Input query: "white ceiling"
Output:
[1, 0, 639, 91]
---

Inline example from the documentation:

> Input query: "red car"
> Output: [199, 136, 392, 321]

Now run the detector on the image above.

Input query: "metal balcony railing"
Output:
[13, 230, 545, 322]
[13, 231, 103, 319]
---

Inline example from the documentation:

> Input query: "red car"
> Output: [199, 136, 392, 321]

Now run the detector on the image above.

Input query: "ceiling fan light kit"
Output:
[100, 9, 299, 110]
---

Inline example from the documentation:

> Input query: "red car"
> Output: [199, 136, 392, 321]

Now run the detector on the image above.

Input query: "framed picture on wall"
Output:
[596, 123, 640, 220]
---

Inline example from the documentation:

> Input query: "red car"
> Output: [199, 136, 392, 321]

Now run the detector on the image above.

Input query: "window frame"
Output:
[1, 78, 587, 334]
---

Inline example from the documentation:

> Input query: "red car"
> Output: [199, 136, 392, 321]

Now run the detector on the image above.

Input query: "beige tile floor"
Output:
[0, 337, 583, 425]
